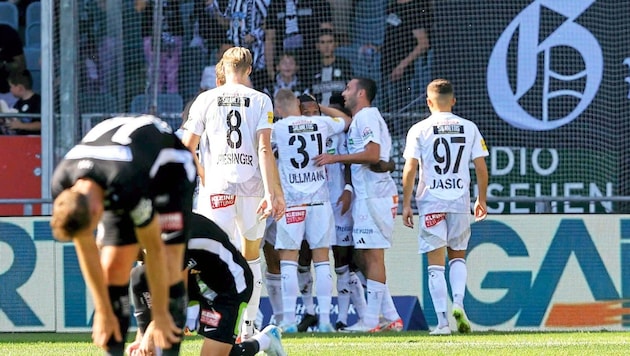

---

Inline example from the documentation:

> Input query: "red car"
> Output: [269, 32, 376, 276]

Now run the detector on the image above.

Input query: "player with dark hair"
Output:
[402, 79, 488, 335]
[127, 213, 287, 356]
[50, 115, 196, 355]
[314, 77, 403, 333]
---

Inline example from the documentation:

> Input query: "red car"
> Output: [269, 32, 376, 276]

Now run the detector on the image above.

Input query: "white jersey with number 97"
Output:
[403, 112, 488, 214]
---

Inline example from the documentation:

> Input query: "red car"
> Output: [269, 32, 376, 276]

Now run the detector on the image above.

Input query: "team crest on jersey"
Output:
[210, 194, 236, 209]
[285, 209, 306, 224]
[361, 127, 373, 140]
[425, 213, 446, 228]
[159, 212, 183, 231]
[200, 308, 222, 327]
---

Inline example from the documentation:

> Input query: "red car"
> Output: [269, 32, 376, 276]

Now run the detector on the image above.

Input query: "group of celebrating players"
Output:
[50, 45, 489, 355]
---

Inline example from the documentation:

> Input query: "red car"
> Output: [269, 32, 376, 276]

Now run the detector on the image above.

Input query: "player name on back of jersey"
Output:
[289, 170, 326, 184]
[288, 122, 318, 133]
[433, 124, 464, 134]
[430, 178, 464, 190]
[217, 96, 251, 107]
[217, 152, 254, 165]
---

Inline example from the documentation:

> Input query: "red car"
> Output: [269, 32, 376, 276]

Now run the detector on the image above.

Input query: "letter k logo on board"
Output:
[487, 0, 603, 131]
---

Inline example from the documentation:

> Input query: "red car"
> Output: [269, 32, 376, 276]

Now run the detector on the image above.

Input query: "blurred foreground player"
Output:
[50, 115, 195, 355]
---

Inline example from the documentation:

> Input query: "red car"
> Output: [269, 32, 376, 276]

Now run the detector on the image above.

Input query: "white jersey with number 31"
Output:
[403, 112, 488, 214]
[274, 115, 346, 206]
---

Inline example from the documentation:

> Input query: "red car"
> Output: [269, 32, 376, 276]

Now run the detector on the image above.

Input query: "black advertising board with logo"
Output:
[430, 0, 630, 213]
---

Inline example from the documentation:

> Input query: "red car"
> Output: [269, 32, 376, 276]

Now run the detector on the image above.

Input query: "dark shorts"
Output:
[98, 165, 194, 247]
[196, 296, 248, 344]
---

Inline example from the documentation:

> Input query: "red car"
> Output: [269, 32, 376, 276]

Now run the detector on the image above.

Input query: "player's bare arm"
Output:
[473, 156, 489, 221]
[401, 157, 419, 229]
[73, 232, 122, 349]
[314, 141, 381, 166]
[181, 131, 204, 185]
[257, 128, 286, 221]
[369, 158, 396, 173]
[338, 164, 353, 215]
[135, 216, 182, 349]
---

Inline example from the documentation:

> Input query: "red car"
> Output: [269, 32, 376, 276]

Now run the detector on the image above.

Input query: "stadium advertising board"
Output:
[432, 0, 630, 211]
[1, 216, 629, 332]
[421, 216, 630, 330]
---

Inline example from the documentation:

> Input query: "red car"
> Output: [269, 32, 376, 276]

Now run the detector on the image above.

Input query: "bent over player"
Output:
[127, 213, 287, 356]
[50, 115, 196, 355]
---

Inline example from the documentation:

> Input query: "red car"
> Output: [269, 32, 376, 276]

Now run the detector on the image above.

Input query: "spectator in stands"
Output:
[264, 0, 333, 82]
[224, 0, 270, 91]
[325, 0, 352, 45]
[136, 0, 185, 94]
[190, 0, 229, 52]
[264, 52, 307, 99]
[3, 69, 40, 135]
[79, 0, 118, 94]
[0, 23, 26, 109]
[380, 0, 432, 113]
[306, 29, 353, 106]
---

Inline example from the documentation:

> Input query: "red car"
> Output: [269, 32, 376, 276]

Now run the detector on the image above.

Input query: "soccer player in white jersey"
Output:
[401, 79, 489, 335]
[314, 78, 403, 333]
[182, 47, 286, 341]
[300, 95, 368, 331]
[272, 88, 351, 333]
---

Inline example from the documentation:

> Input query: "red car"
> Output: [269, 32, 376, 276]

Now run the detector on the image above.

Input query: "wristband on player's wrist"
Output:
[344, 184, 353, 193]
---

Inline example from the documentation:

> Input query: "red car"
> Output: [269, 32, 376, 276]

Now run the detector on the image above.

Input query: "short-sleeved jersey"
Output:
[346, 107, 397, 199]
[403, 112, 489, 214]
[273, 115, 346, 206]
[184, 83, 274, 196]
[185, 213, 252, 300]
[51, 115, 197, 227]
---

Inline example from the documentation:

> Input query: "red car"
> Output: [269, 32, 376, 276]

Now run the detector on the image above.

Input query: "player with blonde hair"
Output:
[182, 47, 286, 341]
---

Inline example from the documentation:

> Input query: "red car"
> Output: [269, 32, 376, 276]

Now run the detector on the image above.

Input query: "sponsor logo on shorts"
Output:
[210, 194, 236, 209]
[159, 212, 183, 231]
[356, 237, 366, 245]
[200, 308, 222, 327]
[285, 209, 306, 224]
[425, 213, 447, 228]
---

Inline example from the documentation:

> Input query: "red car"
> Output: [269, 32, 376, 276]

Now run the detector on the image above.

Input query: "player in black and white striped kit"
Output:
[128, 213, 286, 356]
[50, 115, 196, 355]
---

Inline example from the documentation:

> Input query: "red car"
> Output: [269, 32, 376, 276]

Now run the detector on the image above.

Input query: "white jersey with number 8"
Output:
[185, 83, 274, 196]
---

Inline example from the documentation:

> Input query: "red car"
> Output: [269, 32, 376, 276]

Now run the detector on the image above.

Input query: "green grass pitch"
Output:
[1, 331, 630, 355]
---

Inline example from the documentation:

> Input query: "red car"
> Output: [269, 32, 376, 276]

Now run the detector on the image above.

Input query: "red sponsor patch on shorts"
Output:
[285, 209, 306, 224]
[200, 308, 222, 327]
[425, 213, 446, 228]
[158, 212, 183, 231]
[210, 194, 236, 209]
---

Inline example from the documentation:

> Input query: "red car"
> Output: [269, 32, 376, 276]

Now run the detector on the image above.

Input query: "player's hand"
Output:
[337, 190, 352, 215]
[91, 310, 122, 350]
[369, 159, 395, 173]
[150, 313, 182, 350]
[402, 206, 414, 228]
[314, 153, 336, 167]
[474, 198, 487, 222]
[258, 194, 286, 221]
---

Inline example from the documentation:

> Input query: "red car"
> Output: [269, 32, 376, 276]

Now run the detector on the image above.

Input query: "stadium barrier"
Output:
[1, 215, 629, 332]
